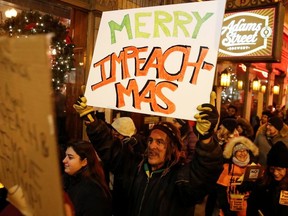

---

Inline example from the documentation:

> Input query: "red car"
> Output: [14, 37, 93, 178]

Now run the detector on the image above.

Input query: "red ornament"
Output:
[24, 23, 36, 30]
[65, 35, 72, 44]
[65, 28, 73, 44]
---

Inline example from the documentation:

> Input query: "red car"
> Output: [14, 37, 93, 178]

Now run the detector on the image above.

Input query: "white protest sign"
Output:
[0, 35, 65, 215]
[85, 0, 226, 120]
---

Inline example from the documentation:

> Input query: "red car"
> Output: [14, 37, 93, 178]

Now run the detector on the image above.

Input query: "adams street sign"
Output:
[218, 3, 285, 62]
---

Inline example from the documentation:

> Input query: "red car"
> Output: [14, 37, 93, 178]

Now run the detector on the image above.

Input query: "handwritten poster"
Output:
[85, 0, 226, 120]
[0, 35, 65, 215]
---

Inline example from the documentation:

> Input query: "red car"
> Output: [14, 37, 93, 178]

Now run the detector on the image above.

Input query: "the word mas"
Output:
[91, 10, 215, 114]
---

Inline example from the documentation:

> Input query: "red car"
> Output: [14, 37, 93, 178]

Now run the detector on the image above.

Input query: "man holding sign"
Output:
[73, 91, 223, 216]
[75, 0, 226, 215]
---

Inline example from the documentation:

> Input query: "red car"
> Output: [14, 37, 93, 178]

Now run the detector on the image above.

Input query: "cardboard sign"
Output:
[279, 190, 288, 206]
[0, 35, 65, 215]
[85, 0, 226, 120]
[229, 194, 245, 211]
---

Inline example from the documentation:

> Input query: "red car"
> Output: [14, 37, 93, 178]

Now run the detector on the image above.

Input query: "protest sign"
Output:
[85, 0, 226, 120]
[0, 35, 65, 215]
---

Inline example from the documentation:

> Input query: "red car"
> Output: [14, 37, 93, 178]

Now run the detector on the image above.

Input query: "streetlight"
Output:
[5, 8, 17, 18]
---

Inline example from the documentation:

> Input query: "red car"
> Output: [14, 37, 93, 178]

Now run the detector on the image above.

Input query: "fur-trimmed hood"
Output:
[223, 136, 259, 159]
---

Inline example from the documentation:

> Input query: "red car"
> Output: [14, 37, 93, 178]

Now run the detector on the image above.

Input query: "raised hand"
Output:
[194, 91, 219, 140]
[73, 85, 95, 122]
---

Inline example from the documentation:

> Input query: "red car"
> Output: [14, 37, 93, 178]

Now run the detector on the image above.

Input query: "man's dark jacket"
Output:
[86, 119, 223, 216]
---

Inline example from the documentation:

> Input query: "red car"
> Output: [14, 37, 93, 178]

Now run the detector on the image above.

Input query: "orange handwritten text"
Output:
[90, 45, 213, 114]
[116, 79, 177, 114]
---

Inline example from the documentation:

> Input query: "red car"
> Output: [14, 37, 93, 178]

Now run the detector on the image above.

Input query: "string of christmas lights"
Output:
[0, 10, 75, 90]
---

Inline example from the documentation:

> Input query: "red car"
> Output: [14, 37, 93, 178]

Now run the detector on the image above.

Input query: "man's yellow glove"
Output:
[73, 85, 95, 122]
[194, 91, 219, 140]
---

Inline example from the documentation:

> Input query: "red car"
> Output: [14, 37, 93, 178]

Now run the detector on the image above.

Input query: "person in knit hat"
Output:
[110, 117, 147, 215]
[111, 117, 137, 138]
[253, 110, 273, 138]
[216, 136, 259, 216]
[222, 118, 238, 134]
[110, 117, 147, 155]
[222, 105, 238, 120]
[216, 118, 239, 150]
[203, 118, 240, 215]
[254, 115, 288, 166]
[73, 92, 223, 216]
[261, 110, 273, 124]
[247, 141, 288, 215]
[267, 116, 284, 136]
[267, 141, 288, 168]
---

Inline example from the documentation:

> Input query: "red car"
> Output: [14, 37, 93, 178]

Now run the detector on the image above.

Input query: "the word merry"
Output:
[108, 11, 214, 44]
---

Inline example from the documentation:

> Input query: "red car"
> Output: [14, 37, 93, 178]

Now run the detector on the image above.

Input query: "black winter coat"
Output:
[86, 119, 223, 216]
[247, 180, 288, 216]
[63, 173, 112, 216]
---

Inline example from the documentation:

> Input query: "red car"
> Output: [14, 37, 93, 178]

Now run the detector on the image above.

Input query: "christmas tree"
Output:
[0, 10, 75, 90]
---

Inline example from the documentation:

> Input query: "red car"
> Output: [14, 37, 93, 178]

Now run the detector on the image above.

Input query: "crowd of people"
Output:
[1, 93, 288, 216]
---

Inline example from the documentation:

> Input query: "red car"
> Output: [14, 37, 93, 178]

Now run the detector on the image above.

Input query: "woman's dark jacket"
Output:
[63, 172, 112, 216]
[86, 119, 223, 216]
[247, 179, 288, 216]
